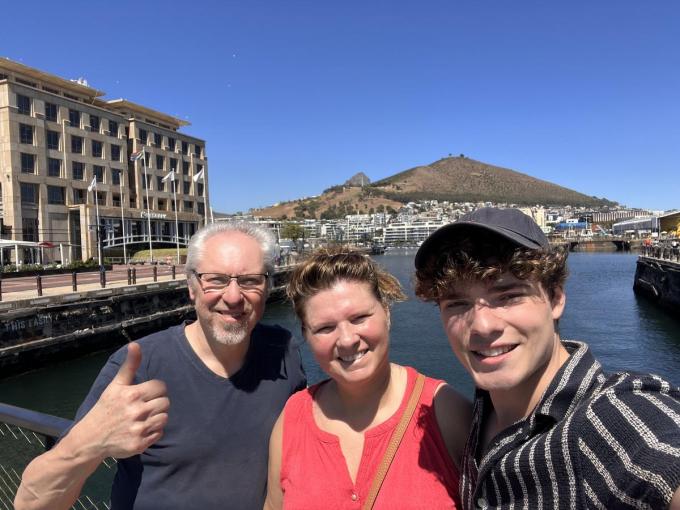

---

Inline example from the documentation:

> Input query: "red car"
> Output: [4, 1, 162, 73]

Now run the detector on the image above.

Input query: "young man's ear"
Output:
[551, 286, 566, 321]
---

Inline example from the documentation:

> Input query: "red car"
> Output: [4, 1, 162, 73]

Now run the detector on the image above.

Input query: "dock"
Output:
[634, 245, 680, 315]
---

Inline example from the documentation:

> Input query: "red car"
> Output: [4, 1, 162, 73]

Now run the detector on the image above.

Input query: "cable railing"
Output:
[0, 403, 114, 510]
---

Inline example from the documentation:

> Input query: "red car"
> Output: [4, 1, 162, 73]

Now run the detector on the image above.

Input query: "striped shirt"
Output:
[461, 341, 680, 509]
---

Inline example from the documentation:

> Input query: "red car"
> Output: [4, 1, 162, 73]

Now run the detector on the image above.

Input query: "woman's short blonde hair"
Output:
[287, 246, 406, 325]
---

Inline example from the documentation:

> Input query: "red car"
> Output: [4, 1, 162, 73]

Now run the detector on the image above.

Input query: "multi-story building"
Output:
[0, 58, 208, 264]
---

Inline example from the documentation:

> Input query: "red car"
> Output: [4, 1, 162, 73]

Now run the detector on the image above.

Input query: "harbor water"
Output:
[1, 251, 679, 421]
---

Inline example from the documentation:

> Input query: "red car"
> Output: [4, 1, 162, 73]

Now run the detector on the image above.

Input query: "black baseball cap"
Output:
[415, 207, 549, 270]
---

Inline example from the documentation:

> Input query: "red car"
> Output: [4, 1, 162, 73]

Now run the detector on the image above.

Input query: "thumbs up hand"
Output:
[74, 342, 170, 460]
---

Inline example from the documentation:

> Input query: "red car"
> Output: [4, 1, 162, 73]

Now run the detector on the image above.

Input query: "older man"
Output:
[16, 222, 307, 510]
[414, 207, 680, 509]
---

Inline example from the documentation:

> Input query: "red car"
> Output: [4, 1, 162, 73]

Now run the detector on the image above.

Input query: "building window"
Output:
[109, 119, 119, 137]
[183, 180, 191, 194]
[71, 135, 83, 154]
[21, 153, 35, 173]
[22, 218, 39, 241]
[90, 115, 100, 133]
[47, 186, 66, 205]
[181, 141, 188, 155]
[170, 158, 177, 172]
[73, 188, 85, 204]
[143, 197, 150, 209]
[197, 182, 204, 196]
[158, 198, 166, 210]
[48, 158, 62, 177]
[45, 102, 58, 122]
[198, 202, 205, 215]
[182, 161, 189, 174]
[168, 137, 176, 151]
[157, 176, 165, 191]
[144, 152, 150, 167]
[17, 94, 31, 115]
[156, 155, 164, 170]
[184, 200, 193, 211]
[110, 144, 121, 162]
[171, 200, 176, 211]
[96, 191, 105, 206]
[92, 140, 103, 158]
[139, 128, 148, 144]
[69, 109, 81, 128]
[93, 165, 104, 183]
[142, 174, 151, 190]
[153, 132, 162, 146]
[194, 145, 202, 158]
[72, 161, 84, 180]
[112, 194, 121, 207]
[19, 124, 34, 144]
[47, 130, 60, 150]
[112, 169, 121, 185]
[21, 183, 38, 204]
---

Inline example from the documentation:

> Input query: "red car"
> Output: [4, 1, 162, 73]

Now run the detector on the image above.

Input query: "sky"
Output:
[3, 1, 679, 213]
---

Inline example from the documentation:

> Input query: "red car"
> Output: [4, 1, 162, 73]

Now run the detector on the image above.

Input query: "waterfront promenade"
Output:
[0, 265, 184, 305]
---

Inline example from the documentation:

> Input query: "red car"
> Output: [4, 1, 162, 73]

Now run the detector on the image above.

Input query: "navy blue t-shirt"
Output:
[73, 322, 306, 510]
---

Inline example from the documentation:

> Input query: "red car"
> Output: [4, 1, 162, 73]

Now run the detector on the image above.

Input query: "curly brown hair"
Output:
[414, 233, 569, 302]
[287, 246, 406, 324]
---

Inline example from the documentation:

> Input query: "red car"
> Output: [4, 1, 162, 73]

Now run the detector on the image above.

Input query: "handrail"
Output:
[0, 402, 71, 439]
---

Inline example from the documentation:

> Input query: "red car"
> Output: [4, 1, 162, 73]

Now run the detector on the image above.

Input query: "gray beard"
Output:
[211, 320, 249, 346]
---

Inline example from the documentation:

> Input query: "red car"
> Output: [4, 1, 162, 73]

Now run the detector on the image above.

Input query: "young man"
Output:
[414, 207, 680, 509]
[15, 222, 306, 510]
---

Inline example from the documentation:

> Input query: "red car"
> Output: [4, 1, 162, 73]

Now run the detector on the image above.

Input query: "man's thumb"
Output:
[113, 342, 141, 385]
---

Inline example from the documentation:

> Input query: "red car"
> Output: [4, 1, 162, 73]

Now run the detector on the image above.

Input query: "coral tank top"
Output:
[281, 366, 460, 509]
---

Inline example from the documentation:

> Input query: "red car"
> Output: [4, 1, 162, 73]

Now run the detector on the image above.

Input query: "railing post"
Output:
[132, 268, 137, 284]
[72, 272, 77, 292]
[153, 265, 157, 282]
[172, 265, 176, 280]
[127, 268, 132, 285]
[100, 267, 106, 288]
[0, 277, 3, 302]
[36, 274, 43, 296]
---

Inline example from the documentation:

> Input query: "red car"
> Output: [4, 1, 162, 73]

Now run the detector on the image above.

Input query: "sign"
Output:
[141, 211, 167, 219]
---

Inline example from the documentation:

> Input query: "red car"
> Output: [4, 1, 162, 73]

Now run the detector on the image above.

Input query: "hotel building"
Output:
[0, 58, 208, 264]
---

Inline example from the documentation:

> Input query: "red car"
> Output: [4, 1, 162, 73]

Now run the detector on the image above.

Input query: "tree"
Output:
[280, 223, 304, 242]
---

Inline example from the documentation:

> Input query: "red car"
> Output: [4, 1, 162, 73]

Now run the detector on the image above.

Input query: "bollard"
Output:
[153, 265, 158, 282]
[100, 267, 106, 288]
[72, 272, 77, 291]
[37, 274, 43, 296]
[127, 268, 132, 285]
[0, 278, 2, 302]
[172, 265, 176, 280]
[132, 268, 137, 284]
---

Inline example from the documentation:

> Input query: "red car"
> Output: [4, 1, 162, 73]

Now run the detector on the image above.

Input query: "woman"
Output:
[265, 248, 470, 509]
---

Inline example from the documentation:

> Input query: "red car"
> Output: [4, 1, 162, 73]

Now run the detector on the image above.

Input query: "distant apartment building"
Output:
[0, 58, 208, 263]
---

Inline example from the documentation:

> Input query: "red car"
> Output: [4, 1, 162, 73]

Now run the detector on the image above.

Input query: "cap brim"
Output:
[415, 221, 546, 270]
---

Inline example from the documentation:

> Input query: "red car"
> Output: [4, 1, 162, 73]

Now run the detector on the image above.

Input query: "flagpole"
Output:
[141, 148, 153, 262]
[93, 184, 102, 266]
[120, 171, 127, 265]
[173, 173, 180, 264]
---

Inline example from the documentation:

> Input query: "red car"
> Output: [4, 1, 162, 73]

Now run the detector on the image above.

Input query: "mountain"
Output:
[371, 156, 615, 207]
[251, 156, 616, 219]
[344, 172, 371, 187]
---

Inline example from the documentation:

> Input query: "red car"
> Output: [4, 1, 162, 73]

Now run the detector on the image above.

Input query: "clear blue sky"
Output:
[4, 1, 679, 212]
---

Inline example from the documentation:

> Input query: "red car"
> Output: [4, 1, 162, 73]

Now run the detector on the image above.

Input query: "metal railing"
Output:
[640, 243, 680, 263]
[0, 265, 182, 302]
[0, 403, 114, 509]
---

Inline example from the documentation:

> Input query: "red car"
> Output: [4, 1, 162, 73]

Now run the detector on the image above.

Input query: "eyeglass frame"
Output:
[191, 270, 270, 293]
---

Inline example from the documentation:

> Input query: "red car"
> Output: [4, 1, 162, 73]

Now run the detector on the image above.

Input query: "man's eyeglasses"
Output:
[193, 271, 269, 293]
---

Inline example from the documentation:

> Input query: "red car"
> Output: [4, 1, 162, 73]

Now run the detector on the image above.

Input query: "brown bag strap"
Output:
[362, 372, 426, 510]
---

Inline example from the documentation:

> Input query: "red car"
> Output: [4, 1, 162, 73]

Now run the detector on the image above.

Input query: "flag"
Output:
[192, 168, 205, 182]
[87, 177, 97, 192]
[130, 149, 144, 161]
[162, 170, 176, 182]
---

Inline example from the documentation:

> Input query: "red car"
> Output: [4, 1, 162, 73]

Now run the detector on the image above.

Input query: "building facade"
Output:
[0, 58, 208, 264]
